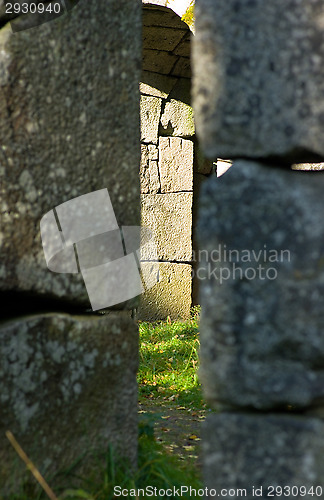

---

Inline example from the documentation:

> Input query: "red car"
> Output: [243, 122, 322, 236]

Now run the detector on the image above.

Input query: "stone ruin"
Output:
[139, 1, 205, 321]
[1, 0, 324, 496]
[139, 1, 232, 321]
[139, 2, 324, 323]
[139, 2, 195, 321]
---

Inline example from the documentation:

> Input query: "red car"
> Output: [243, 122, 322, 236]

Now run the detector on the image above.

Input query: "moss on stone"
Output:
[181, 2, 195, 29]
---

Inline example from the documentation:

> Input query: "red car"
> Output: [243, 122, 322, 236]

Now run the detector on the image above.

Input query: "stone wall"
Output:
[0, 0, 141, 495]
[139, 3, 213, 320]
[193, 0, 324, 495]
[139, 79, 194, 321]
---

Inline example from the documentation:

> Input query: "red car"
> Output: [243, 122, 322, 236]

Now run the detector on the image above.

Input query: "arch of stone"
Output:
[139, 0, 232, 321]
[139, 0, 324, 322]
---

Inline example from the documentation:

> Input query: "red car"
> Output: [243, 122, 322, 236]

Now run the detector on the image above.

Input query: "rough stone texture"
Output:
[140, 95, 163, 144]
[143, 25, 186, 52]
[193, 0, 324, 163]
[141, 193, 192, 261]
[160, 99, 195, 137]
[203, 413, 324, 496]
[138, 262, 192, 320]
[140, 144, 160, 194]
[143, 48, 179, 75]
[159, 137, 193, 192]
[0, 312, 138, 496]
[0, 0, 141, 308]
[172, 56, 191, 79]
[174, 36, 191, 56]
[197, 160, 324, 410]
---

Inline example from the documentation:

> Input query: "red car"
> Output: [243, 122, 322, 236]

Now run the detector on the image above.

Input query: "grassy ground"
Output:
[138, 307, 202, 408]
[138, 307, 209, 472]
[3, 309, 207, 499]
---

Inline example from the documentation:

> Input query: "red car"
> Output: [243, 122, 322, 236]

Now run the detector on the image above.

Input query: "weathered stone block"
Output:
[0, 312, 138, 495]
[141, 192, 192, 261]
[203, 413, 324, 496]
[173, 36, 191, 57]
[140, 144, 160, 194]
[140, 95, 162, 144]
[193, 0, 324, 163]
[160, 99, 195, 137]
[138, 262, 192, 320]
[171, 56, 191, 79]
[0, 0, 141, 306]
[143, 49, 178, 75]
[148, 144, 159, 161]
[197, 160, 324, 410]
[159, 137, 193, 192]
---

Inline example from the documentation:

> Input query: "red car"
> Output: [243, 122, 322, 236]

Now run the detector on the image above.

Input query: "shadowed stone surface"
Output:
[0, 0, 141, 307]
[0, 312, 138, 496]
[143, 25, 186, 52]
[197, 160, 324, 410]
[140, 71, 177, 99]
[203, 413, 324, 496]
[194, 144, 214, 175]
[193, 0, 324, 163]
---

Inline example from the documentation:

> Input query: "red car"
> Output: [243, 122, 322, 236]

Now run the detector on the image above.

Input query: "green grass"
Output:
[138, 307, 203, 408]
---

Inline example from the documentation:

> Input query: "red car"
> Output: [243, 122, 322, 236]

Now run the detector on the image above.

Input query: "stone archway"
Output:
[137, 1, 324, 323]
[138, 1, 217, 320]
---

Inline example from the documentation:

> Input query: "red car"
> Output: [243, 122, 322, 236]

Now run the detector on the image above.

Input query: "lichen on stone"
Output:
[181, 1, 195, 30]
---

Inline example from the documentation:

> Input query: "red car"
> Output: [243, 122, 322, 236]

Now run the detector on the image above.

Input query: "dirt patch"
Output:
[139, 396, 208, 472]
